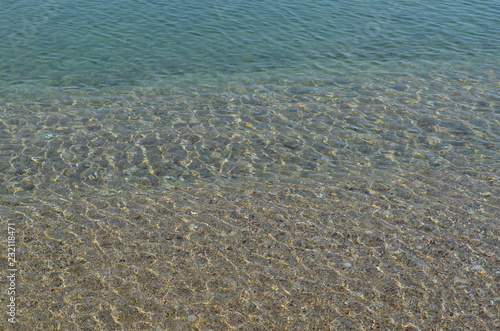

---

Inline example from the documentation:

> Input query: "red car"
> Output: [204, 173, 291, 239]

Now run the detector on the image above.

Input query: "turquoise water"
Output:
[0, 1, 499, 329]
[2, 0, 499, 93]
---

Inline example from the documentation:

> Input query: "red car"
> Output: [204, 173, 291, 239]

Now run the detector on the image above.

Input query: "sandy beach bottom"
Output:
[0, 168, 498, 331]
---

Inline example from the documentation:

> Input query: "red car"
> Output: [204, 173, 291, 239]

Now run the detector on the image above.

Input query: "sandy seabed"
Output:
[1, 169, 498, 330]
[1, 70, 499, 330]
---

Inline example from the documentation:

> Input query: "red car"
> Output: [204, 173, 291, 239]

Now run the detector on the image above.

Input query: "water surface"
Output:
[0, 0, 499, 330]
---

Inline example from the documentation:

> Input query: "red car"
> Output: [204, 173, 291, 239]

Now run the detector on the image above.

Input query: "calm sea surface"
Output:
[1, 0, 499, 330]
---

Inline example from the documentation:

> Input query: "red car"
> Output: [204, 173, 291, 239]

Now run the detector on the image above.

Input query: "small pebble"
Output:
[471, 265, 484, 271]
[343, 262, 352, 268]
[187, 315, 197, 322]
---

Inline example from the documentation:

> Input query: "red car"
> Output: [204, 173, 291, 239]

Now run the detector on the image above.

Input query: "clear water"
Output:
[0, 1, 499, 330]
[1, 0, 499, 193]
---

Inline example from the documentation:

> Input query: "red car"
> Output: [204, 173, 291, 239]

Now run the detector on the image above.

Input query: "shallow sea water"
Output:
[1, 0, 499, 330]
